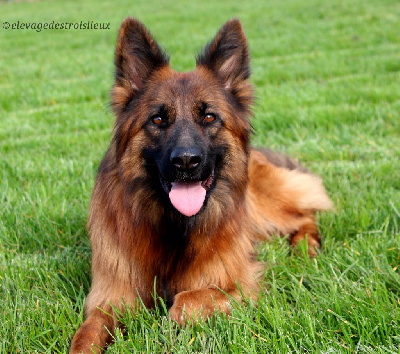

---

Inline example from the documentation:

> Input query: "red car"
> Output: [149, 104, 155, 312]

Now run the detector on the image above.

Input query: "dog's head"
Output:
[111, 18, 253, 218]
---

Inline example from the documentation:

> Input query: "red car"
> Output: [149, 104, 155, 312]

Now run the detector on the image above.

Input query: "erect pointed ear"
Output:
[196, 19, 251, 92]
[111, 17, 169, 114]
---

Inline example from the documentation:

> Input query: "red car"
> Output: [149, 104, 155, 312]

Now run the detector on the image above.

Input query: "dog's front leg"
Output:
[169, 287, 241, 325]
[70, 305, 117, 354]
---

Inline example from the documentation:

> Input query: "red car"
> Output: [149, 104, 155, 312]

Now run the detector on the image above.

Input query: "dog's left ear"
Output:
[111, 18, 169, 115]
[197, 19, 251, 95]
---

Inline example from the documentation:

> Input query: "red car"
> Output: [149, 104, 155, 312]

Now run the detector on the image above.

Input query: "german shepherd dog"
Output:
[70, 18, 332, 353]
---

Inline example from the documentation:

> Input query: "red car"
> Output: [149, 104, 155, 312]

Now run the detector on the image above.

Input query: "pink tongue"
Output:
[169, 181, 206, 217]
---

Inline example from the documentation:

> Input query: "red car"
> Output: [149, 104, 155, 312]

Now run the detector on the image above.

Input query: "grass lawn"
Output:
[1, 0, 399, 352]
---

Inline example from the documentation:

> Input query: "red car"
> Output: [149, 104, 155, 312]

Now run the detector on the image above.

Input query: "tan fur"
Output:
[70, 18, 332, 353]
[247, 150, 332, 252]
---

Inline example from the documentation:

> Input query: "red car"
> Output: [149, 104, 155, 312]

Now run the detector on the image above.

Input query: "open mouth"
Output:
[160, 171, 215, 217]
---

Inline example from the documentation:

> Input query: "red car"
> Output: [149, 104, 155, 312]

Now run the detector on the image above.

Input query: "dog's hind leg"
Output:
[288, 216, 322, 256]
[247, 149, 332, 256]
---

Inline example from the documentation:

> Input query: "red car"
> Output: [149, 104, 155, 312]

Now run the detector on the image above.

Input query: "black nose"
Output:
[170, 147, 202, 171]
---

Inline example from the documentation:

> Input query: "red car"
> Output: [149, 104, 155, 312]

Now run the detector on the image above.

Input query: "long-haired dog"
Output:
[70, 18, 332, 353]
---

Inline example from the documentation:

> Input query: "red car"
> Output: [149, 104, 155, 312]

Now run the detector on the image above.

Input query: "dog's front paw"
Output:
[169, 297, 186, 325]
[170, 288, 230, 325]
[170, 290, 203, 325]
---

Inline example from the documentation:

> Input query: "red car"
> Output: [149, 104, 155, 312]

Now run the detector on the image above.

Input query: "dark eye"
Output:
[152, 116, 163, 125]
[203, 113, 216, 123]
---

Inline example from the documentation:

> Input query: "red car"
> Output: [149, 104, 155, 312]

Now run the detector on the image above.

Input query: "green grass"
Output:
[1, 0, 399, 352]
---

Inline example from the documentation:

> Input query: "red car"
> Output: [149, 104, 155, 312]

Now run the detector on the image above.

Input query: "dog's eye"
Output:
[152, 116, 163, 125]
[203, 113, 216, 123]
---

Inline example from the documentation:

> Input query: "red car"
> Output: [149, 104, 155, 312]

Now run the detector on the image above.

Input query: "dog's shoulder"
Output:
[250, 147, 308, 173]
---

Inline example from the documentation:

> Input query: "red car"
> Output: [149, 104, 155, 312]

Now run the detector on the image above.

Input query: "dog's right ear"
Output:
[111, 18, 169, 114]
